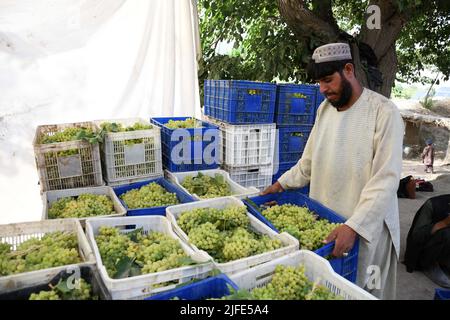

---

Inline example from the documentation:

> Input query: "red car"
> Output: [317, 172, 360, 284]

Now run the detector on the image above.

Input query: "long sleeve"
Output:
[277, 122, 316, 189]
[345, 104, 404, 243]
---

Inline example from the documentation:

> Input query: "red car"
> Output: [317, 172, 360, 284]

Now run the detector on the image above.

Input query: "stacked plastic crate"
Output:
[150, 117, 220, 172]
[272, 84, 323, 192]
[203, 80, 277, 191]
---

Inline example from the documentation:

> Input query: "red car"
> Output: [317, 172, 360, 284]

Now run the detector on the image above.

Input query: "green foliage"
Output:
[392, 83, 417, 99]
[199, 0, 450, 95]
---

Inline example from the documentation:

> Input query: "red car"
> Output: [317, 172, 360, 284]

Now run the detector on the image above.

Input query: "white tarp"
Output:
[0, 0, 202, 224]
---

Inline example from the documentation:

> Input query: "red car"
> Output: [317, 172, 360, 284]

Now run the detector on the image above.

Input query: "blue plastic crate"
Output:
[277, 126, 312, 163]
[113, 177, 197, 216]
[434, 288, 450, 300]
[275, 84, 318, 126]
[204, 80, 276, 124]
[243, 191, 359, 282]
[146, 274, 239, 300]
[150, 117, 220, 172]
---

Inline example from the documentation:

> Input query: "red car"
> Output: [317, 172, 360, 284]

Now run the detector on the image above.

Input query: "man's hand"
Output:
[324, 224, 358, 258]
[260, 181, 285, 195]
[431, 215, 450, 235]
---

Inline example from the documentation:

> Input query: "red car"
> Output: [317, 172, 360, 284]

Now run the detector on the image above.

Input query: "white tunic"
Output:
[278, 88, 403, 299]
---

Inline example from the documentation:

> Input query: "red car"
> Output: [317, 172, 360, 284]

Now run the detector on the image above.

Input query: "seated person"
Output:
[404, 194, 450, 288]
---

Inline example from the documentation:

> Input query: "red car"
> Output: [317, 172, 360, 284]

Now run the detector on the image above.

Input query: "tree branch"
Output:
[359, 0, 409, 60]
[311, 0, 339, 31]
[277, 0, 341, 45]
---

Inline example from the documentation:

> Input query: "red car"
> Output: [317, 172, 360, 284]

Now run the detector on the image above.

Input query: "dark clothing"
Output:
[404, 195, 450, 272]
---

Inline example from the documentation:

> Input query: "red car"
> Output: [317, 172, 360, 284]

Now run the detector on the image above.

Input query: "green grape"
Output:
[165, 118, 201, 129]
[48, 194, 115, 219]
[40, 126, 96, 144]
[176, 205, 286, 263]
[100, 121, 154, 145]
[95, 227, 192, 279]
[188, 222, 223, 252]
[120, 182, 179, 209]
[0, 231, 81, 276]
[28, 279, 94, 300]
[29, 290, 61, 300]
[262, 204, 341, 251]
[247, 265, 342, 300]
[181, 173, 231, 199]
[214, 206, 249, 231]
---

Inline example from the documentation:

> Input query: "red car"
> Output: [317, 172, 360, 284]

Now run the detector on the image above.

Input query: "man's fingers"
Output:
[324, 230, 337, 244]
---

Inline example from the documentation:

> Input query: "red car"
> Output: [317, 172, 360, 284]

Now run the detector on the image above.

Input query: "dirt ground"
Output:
[396, 159, 450, 300]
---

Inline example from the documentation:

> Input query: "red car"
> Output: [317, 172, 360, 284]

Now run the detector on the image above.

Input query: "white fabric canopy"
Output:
[0, 0, 202, 224]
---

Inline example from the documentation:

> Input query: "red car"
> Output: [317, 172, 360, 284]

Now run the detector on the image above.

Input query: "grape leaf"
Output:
[126, 227, 144, 243]
[113, 256, 140, 279]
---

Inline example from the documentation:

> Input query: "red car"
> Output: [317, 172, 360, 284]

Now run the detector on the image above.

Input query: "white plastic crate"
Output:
[42, 186, 127, 228]
[94, 118, 163, 186]
[165, 169, 259, 200]
[222, 164, 273, 191]
[33, 121, 104, 193]
[85, 215, 214, 300]
[0, 219, 96, 293]
[166, 197, 299, 275]
[204, 116, 276, 167]
[229, 250, 377, 300]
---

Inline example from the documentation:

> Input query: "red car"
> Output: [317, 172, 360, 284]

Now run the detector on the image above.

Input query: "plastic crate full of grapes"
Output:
[95, 118, 163, 186]
[243, 191, 359, 283]
[0, 219, 96, 293]
[150, 117, 220, 172]
[33, 121, 104, 193]
[166, 197, 299, 275]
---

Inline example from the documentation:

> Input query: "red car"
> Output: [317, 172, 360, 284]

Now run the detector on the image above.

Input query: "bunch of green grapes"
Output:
[0, 232, 81, 276]
[181, 174, 231, 199]
[95, 226, 133, 276]
[120, 182, 179, 209]
[40, 127, 96, 144]
[177, 205, 285, 263]
[188, 222, 224, 252]
[29, 278, 94, 300]
[222, 228, 259, 261]
[214, 206, 249, 231]
[95, 227, 192, 278]
[101, 122, 154, 145]
[250, 265, 342, 300]
[48, 194, 115, 219]
[262, 204, 340, 251]
[298, 220, 339, 251]
[177, 208, 212, 234]
[165, 118, 201, 129]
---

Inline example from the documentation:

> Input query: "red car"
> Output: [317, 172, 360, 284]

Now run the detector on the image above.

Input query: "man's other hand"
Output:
[260, 181, 284, 195]
[324, 224, 357, 258]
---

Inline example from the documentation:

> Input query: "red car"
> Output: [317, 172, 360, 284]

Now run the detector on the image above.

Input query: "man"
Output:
[421, 139, 435, 173]
[262, 43, 403, 299]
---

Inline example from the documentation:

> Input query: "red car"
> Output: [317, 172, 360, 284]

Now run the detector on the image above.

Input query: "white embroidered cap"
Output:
[312, 43, 352, 63]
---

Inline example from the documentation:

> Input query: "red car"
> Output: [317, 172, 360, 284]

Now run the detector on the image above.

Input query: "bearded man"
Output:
[262, 43, 403, 300]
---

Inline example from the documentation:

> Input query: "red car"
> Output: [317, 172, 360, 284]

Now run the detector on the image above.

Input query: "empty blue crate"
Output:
[243, 191, 359, 283]
[146, 274, 239, 300]
[113, 177, 196, 216]
[150, 117, 220, 172]
[278, 126, 312, 163]
[275, 84, 318, 126]
[204, 80, 276, 124]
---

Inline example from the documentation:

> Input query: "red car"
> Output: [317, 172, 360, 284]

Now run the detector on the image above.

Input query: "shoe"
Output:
[423, 263, 450, 288]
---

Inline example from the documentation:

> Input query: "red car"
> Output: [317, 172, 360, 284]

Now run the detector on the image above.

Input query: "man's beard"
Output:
[327, 76, 353, 109]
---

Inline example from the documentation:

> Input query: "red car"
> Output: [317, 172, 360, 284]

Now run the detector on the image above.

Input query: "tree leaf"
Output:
[113, 256, 138, 279]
